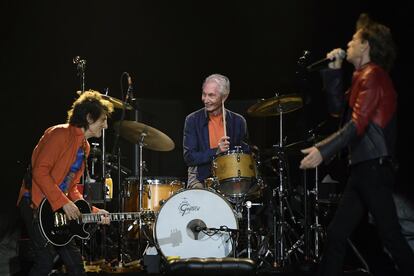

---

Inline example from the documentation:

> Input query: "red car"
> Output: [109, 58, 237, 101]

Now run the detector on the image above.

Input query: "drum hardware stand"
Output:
[124, 75, 149, 260]
[308, 165, 324, 261]
[273, 95, 288, 268]
[90, 143, 99, 177]
[126, 132, 148, 261]
[269, 93, 302, 269]
[114, 147, 133, 267]
[73, 56, 104, 262]
[244, 200, 263, 259]
[111, 73, 139, 267]
[302, 168, 312, 266]
[304, 128, 326, 263]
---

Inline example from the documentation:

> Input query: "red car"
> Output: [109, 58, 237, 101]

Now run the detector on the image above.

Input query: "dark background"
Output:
[1, 1, 412, 218]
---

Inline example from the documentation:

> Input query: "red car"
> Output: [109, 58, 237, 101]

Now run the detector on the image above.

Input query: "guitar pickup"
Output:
[54, 212, 67, 227]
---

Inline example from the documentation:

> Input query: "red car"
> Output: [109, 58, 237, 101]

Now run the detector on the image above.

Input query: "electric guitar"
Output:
[38, 198, 154, 246]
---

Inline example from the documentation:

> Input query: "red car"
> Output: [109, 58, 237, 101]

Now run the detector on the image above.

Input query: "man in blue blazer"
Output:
[183, 73, 249, 188]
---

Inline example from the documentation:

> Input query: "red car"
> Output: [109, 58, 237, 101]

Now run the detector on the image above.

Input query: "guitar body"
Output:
[38, 198, 92, 246]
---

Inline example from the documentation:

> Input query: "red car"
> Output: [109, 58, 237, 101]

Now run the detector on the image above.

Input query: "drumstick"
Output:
[222, 99, 227, 138]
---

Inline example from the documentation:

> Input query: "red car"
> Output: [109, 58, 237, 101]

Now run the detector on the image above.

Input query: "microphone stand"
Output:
[73, 56, 93, 260]
[111, 73, 132, 267]
[73, 56, 86, 93]
[126, 77, 148, 260]
[124, 74, 146, 260]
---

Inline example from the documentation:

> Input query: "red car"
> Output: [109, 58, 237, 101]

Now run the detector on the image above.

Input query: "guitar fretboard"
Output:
[81, 212, 143, 223]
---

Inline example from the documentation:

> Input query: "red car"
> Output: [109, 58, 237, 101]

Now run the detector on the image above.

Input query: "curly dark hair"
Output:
[356, 13, 397, 72]
[67, 90, 114, 129]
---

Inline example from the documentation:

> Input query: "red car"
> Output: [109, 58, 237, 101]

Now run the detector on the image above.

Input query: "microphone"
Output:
[125, 73, 133, 102]
[307, 50, 346, 72]
[194, 225, 206, 232]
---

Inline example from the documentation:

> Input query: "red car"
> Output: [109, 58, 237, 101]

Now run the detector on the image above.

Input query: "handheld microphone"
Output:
[307, 50, 346, 72]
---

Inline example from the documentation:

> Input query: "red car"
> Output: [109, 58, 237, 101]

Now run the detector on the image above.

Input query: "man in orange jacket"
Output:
[17, 90, 114, 276]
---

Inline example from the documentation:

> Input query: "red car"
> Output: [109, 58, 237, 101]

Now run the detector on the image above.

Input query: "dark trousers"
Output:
[318, 159, 414, 276]
[19, 199, 86, 276]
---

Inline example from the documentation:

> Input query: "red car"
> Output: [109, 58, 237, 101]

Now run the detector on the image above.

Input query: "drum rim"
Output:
[153, 187, 238, 257]
[215, 177, 260, 197]
[214, 149, 251, 158]
[124, 176, 185, 184]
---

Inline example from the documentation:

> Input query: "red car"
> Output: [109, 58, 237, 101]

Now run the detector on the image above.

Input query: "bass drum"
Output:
[154, 188, 238, 259]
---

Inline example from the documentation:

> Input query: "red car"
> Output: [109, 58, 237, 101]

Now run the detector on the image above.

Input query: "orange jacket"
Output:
[17, 124, 96, 212]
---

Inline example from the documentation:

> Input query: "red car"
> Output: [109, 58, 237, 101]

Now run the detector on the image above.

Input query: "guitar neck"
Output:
[81, 212, 142, 224]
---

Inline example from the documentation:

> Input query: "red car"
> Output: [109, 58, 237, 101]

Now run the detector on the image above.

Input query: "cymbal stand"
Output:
[138, 133, 147, 212]
[306, 130, 324, 262]
[271, 95, 301, 268]
[306, 166, 324, 262]
[135, 132, 148, 259]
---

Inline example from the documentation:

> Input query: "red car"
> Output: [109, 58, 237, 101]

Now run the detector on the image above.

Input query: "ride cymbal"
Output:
[113, 120, 175, 151]
[247, 94, 303, 117]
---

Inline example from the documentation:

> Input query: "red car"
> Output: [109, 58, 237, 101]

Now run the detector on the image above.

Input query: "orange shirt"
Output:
[17, 124, 96, 212]
[208, 113, 224, 148]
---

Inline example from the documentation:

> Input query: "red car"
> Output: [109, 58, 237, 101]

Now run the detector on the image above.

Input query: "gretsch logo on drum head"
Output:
[178, 198, 200, 216]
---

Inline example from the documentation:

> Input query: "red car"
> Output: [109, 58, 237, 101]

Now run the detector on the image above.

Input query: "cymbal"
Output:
[77, 90, 133, 110]
[113, 120, 175, 151]
[247, 94, 303, 117]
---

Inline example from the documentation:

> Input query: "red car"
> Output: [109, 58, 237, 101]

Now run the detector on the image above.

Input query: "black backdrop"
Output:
[1, 1, 412, 213]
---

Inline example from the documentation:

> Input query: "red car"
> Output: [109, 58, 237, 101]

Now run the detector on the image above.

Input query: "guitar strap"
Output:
[83, 139, 92, 183]
[60, 141, 88, 194]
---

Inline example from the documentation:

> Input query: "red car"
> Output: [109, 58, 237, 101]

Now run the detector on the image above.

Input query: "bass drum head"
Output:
[154, 188, 238, 259]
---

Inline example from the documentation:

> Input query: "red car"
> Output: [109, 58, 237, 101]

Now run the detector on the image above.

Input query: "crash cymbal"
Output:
[77, 90, 133, 110]
[113, 120, 175, 151]
[247, 94, 303, 117]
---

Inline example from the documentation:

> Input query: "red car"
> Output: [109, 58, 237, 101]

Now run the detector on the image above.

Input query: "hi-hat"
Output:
[113, 121, 175, 151]
[77, 90, 133, 110]
[247, 94, 303, 117]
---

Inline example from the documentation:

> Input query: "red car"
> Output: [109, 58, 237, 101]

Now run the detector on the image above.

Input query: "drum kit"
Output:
[74, 58, 331, 273]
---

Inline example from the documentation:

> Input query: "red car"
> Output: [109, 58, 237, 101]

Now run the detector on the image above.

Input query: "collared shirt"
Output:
[183, 108, 249, 185]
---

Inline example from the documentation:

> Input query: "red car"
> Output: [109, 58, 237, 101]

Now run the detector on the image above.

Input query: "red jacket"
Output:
[17, 124, 97, 212]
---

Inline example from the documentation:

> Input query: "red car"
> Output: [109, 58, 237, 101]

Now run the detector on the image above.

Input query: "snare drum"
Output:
[212, 149, 258, 197]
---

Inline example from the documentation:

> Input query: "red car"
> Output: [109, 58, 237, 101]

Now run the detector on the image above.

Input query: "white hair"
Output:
[202, 73, 230, 97]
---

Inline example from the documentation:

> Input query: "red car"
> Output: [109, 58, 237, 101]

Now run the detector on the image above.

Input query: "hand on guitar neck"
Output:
[39, 198, 153, 246]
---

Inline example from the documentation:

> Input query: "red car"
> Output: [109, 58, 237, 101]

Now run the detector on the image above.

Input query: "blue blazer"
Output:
[183, 108, 249, 183]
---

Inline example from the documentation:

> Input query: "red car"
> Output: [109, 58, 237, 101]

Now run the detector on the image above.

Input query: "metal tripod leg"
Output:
[244, 200, 263, 259]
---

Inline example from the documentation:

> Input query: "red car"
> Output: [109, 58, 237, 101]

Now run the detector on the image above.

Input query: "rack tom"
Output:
[212, 149, 258, 197]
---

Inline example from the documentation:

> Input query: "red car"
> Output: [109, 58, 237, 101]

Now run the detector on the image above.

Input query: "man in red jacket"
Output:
[300, 14, 414, 276]
[17, 90, 114, 276]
